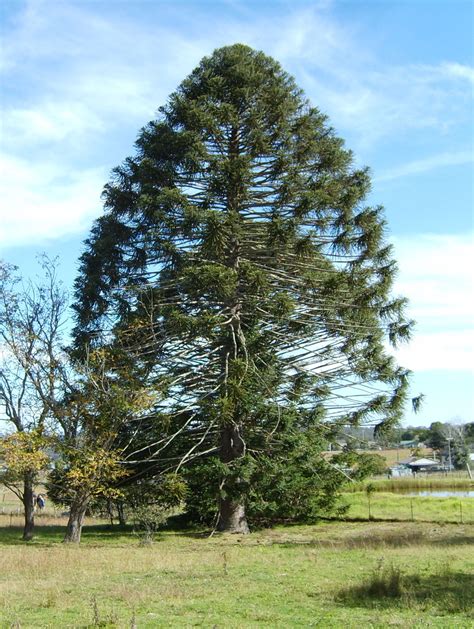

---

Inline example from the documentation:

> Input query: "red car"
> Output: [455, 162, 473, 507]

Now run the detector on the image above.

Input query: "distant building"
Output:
[391, 456, 440, 476]
[407, 458, 438, 473]
[389, 466, 412, 477]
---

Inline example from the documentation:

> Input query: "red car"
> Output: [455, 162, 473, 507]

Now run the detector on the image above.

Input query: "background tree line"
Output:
[399, 422, 474, 470]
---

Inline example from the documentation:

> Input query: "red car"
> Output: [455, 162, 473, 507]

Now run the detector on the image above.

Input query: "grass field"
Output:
[341, 491, 474, 524]
[1, 482, 474, 627]
[1, 519, 473, 628]
[370, 448, 435, 467]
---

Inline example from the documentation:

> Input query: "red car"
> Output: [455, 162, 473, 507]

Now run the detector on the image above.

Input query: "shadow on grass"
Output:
[0, 525, 65, 545]
[337, 565, 474, 614]
[2, 520, 473, 550]
[0, 523, 135, 546]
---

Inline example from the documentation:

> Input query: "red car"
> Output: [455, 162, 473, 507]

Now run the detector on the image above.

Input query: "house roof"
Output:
[407, 458, 438, 467]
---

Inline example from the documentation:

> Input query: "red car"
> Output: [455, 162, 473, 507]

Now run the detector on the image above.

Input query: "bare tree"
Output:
[0, 257, 69, 540]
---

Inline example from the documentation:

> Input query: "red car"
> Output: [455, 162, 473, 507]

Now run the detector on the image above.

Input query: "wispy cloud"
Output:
[303, 63, 473, 150]
[375, 150, 474, 182]
[1, 0, 472, 250]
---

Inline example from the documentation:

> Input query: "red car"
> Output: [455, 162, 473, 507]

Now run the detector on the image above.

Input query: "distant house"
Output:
[407, 458, 438, 473]
[394, 456, 440, 475]
[399, 440, 418, 448]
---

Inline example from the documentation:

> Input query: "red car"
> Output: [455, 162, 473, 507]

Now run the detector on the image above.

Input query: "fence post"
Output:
[366, 483, 375, 520]
[410, 498, 414, 522]
[460, 501, 463, 524]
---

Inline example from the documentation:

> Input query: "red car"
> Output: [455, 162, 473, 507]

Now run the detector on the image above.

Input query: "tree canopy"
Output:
[74, 44, 414, 532]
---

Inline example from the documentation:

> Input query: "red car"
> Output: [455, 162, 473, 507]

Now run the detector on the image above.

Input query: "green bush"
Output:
[183, 429, 350, 527]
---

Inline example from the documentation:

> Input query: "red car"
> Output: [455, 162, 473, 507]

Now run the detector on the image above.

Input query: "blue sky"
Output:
[1, 0, 473, 427]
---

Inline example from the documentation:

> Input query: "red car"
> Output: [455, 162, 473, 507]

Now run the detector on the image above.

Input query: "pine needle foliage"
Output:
[73, 45, 414, 531]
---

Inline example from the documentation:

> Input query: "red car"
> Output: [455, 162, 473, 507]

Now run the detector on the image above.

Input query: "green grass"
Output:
[1, 485, 473, 627]
[1, 520, 473, 628]
[341, 491, 474, 524]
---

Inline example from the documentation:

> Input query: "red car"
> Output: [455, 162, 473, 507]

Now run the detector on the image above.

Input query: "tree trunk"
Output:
[218, 424, 250, 534]
[107, 499, 114, 526]
[22, 471, 35, 541]
[218, 498, 249, 534]
[63, 493, 89, 543]
[116, 501, 126, 526]
[216, 124, 249, 535]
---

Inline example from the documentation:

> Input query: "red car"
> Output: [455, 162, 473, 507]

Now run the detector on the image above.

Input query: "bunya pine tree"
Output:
[74, 45, 416, 533]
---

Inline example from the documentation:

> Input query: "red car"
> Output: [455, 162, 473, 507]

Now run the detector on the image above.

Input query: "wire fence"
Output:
[2, 489, 474, 530]
[342, 492, 474, 524]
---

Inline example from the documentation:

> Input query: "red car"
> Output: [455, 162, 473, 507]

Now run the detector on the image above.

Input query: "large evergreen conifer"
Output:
[74, 45, 413, 532]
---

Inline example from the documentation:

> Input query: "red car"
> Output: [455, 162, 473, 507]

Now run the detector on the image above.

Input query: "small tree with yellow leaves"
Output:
[0, 431, 50, 539]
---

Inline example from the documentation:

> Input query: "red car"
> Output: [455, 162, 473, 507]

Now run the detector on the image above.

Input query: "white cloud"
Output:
[394, 330, 474, 371]
[441, 62, 474, 84]
[3, 102, 104, 146]
[389, 233, 474, 371]
[0, 154, 105, 249]
[393, 234, 474, 319]
[3, 1, 471, 152]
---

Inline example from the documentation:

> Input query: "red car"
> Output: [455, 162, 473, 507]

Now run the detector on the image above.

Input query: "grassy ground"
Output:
[1, 519, 473, 628]
[341, 492, 474, 524]
[1, 483, 473, 627]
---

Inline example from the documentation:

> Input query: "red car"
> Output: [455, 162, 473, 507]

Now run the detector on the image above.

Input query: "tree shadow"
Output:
[337, 567, 474, 614]
[433, 535, 474, 547]
[0, 523, 134, 546]
[0, 524, 65, 545]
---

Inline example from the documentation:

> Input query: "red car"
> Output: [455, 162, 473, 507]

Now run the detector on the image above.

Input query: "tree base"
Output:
[63, 496, 88, 543]
[217, 501, 250, 534]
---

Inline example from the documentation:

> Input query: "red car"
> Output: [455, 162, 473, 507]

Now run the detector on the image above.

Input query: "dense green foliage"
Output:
[183, 426, 350, 527]
[73, 44, 414, 529]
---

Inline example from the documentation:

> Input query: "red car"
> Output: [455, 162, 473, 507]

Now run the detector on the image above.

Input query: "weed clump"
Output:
[338, 559, 474, 615]
[363, 562, 403, 598]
